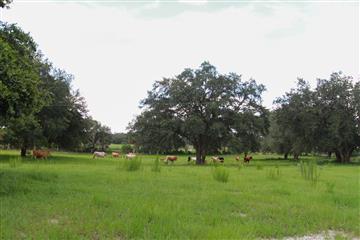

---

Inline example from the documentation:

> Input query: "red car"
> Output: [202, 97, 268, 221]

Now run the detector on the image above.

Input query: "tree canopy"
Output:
[271, 73, 359, 163]
[129, 62, 269, 164]
[0, 22, 111, 155]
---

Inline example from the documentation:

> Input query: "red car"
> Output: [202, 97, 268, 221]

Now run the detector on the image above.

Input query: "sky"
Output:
[1, 0, 358, 132]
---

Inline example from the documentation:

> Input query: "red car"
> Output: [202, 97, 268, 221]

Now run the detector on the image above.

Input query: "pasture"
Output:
[0, 150, 359, 239]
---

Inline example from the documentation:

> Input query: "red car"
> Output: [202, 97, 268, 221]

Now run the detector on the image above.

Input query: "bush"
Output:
[124, 157, 142, 171]
[212, 167, 229, 183]
[121, 144, 134, 154]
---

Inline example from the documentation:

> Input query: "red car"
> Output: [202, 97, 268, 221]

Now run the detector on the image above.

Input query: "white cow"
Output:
[93, 151, 106, 159]
[125, 153, 137, 159]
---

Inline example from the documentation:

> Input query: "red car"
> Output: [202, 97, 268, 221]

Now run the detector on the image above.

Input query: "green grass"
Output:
[0, 150, 359, 239]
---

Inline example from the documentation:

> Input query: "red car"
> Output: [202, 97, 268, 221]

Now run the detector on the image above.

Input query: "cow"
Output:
[93, 151, 106, 159]
[112, 152, 120, 158]
[32, 149, 50, 159]
[164, 155, 177, 164]
[212, 156, 224, 163]
[244, 154, 252, 164]
[188, 156, 196, 163]
[125, 153, 136, 159]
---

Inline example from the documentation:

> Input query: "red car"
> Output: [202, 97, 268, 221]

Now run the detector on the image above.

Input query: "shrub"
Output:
[212, 167, 229, 183]
[124, 157, 142, 171]
[300, 160, 320, 185]
[121, 144, 134, 154]
[151, 156, 161, 172]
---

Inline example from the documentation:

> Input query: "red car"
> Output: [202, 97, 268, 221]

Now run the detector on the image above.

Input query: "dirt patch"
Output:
[269, 230, 359, 240]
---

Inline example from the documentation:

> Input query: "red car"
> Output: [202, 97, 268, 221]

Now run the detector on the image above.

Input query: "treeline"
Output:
[263, 76, 359, 163]
[0, 22, 112, 155]
[128, 63, 359, 164]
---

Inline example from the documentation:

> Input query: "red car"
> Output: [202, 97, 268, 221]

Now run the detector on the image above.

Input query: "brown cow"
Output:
[112, 152, 120, 158]
[164, 155, 177, 164]
[32, 149, 50, 159]
[244, 154, 252, 164]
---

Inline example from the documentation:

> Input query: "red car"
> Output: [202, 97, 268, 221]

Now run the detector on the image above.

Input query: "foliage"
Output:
[272, 74, 359, 162]
[0, 0, 11, 8]
[85, 119, 112, 151]
[111, 132, 128, 144]
[0, 22, 106, 155]
[121, 144, 133, 154]
[212, 166, 229, 183]
[313, 73, 360, 163]
[130, 62, 268, 163]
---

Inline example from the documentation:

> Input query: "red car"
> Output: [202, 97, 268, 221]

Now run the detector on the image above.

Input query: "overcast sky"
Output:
[1, 0, 358, 132]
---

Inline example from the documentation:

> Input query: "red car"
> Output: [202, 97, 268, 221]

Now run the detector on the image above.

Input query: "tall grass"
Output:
[212, 166, 229, 183]
[124, 157, 142, 171]
[267, 165, 281, 180]
[151, 157, 161, 172]
[9, 157, 22, 168]
[300, 160, 320, 184]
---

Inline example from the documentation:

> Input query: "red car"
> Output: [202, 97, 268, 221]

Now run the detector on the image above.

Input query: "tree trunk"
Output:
[335, 149, 352, 163]
[293, 153, 300, 161]
[284, 153, 288, 160]
[195, 145, 206, 165]
[327, 152, 332, 158]
[20, 147, 27, 157]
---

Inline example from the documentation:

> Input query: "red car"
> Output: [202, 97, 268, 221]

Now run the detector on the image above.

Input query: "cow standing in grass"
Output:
[125, 153, 136, 159]
[212, 156, 224, 163]
[32, 149, 50, 159]
[244, 154, 252, 164]
[93, 151, 106, 159]
[112, 152, 120, 158]
[164, 156, 177, 164]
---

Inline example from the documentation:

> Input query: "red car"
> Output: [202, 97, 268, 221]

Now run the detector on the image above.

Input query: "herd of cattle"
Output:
[31, 149, 253, 164]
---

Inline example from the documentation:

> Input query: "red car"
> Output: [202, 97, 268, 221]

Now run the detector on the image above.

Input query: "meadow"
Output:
[0, 150, 359, 239]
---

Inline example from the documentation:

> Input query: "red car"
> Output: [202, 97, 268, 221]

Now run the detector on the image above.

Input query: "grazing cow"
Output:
[244, 154, 252, 164]
[188, 156, 196, 163]
[112, 152, 120, 158]
[212, 156, 224, 163]
[93, 151, 106, 159]
[32, 149, 50, 159]
[164, 155, 177, 164]
[125, 153, 136, 159]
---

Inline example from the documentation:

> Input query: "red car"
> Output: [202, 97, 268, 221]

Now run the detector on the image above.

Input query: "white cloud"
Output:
[1, 2, 358, 132]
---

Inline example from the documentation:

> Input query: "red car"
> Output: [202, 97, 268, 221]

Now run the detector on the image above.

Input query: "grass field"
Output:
[0, 150, 359, 239]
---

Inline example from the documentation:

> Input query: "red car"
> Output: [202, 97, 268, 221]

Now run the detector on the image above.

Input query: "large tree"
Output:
[0, 23, 48, 155]
[273, 79, 316, 160]
[0, 0, 11, 8]
[85, 118, 112, 152]
[130, 62, 268, 164]
[314, 73, 359, 163]
[272, 73, 359, 163]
